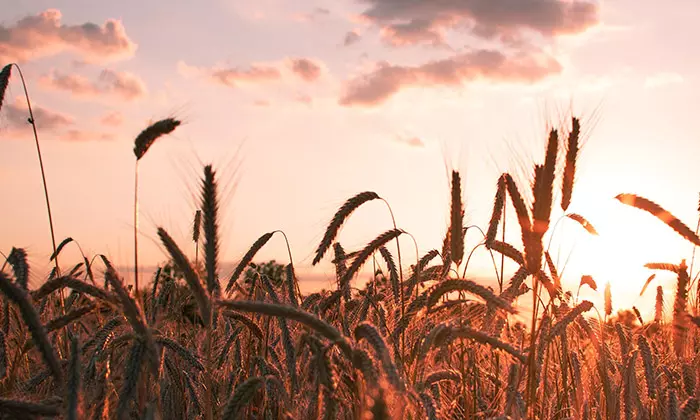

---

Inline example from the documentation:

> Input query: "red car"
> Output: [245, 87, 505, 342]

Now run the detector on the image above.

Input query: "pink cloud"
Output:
[3, 99, 73, 132]
[39, 69, 147, 101]
[343, 30, 361, 46]
[339, 49, 562, 106]
[289, 58, 321, 82]
[0, 9, 137, 63]
[180, 57, 326, 88]
[395, 135, 424, 147]
[100, 111, 124, 126]
[60, 129, 114, 142]
[357, 0, 599, 47]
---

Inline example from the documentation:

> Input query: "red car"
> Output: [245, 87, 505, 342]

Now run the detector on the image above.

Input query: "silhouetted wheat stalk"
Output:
[133, 118, 181, 293]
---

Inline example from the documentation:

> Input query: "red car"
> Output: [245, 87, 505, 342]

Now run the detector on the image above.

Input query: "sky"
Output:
[2, 0, 700, 317]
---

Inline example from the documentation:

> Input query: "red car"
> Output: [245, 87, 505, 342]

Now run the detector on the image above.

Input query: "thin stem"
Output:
[500, 196, 506, 293]
[380, 198, 404, 355]
[12, 64, 59, 274]
[134, 163, 140, 294]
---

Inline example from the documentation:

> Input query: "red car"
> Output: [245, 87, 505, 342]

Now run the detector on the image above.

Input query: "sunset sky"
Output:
[2, 0, 700, 316]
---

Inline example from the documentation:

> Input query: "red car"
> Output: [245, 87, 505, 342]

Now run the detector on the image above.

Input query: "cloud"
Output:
[180, 57, 326, 87]
[3, 99, 73, 132]
[289, 58, 321, 82]
[343, 30, 361, 46]
[39, 69, 147, 101]
[356, 0, 599, 47]
[340, 49, 561, 106]
[295, 93, 312, 105]
[644, 72, 683, 89]
[0, 9, 137, 63]
[253, 99, 270, 107]
[395, 135, 424, 147]
[293, 7, 331, 22]
[100, 111, 124, 126]
[60, 129, 114, 142]
[179, 61, 281, 87]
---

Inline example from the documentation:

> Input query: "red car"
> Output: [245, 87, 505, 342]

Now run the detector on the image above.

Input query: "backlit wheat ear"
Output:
[487, 240, 524, 266]
[221, 376, 264, 420]
[226, 232, 274, 293]
[532, 129, 558, 235]
[444, 325, 527, 363]
[0, 272, 62, 383]
[117, 339, 144, 420]
[639, 274, 656, 297]
[50, 237, 74, 262]
[0, 64, 11, 112]
[673, 260, 689, 357]
[217, 300, 352, 357]
[192, 210, 201, 243]
[616, 193, 700, 246]
[354, 322, 403, 391]
[0, 330, 6, 380]
[655, 286, 664, 322]
[637, 335, 656, 400]
[504, 173, 532, 234]
[313, 191, 381, 265]
[426, 279, 515, 314]
[566, 213, 598, 235]
[604, 282, 612, 317]
[133, 118, 181, 160]
[378, 246, 399, 305]
[548, 300, 594, 340]
[157, 227, 211, 326]
[340, 229, 403, 289]
[7, 247, 29, 290]
[201, 165, 220, 296]
[485, 175, 506, 245]
[102, 258, 159, 375]
[561, 117, 580, 211]
[449, 170, 464, 265]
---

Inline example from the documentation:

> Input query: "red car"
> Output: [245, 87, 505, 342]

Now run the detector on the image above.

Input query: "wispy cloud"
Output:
[644, 72, 684, 89]
[395, 135, 425, 147]
[0, 9, 137, 63]
[60, 129, 114, 142]
[179, 57, 325, 87]
[39, 69, 147, 101]
[100, 111, 124, 127]
[340, 49, 561, 106]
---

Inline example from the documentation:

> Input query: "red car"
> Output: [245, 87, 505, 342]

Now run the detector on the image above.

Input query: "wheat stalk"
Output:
[313, 191, 381, 265]
[616, 193, 700, 246]
[561, 117, 580, 211]
[0, 271, 62, 383]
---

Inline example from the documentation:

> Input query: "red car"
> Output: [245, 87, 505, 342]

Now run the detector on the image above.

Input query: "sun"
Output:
[547, 198, 693, 317]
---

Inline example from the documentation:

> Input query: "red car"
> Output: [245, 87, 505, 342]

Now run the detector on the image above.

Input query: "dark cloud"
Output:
[357, 0, 599, 46]
[340, 49, 561, 106]
[343, 30, 361, 46]
[289, 58, 321, 82]
[0, 9, 136, 63]
[39, 69, 147, 101]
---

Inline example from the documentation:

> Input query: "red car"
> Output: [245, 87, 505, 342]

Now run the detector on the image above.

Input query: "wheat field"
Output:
[1, 63, 700, 419]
